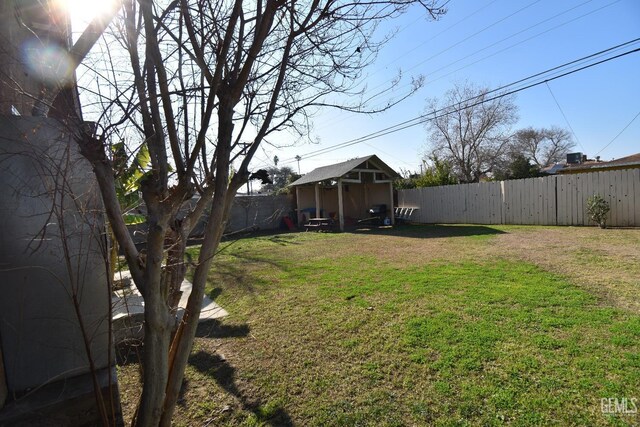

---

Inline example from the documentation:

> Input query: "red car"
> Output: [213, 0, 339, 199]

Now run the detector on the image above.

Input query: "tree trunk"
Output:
[160, 188, 239, 426]
[135, 210, 173, 427]
[159, 104, 238, 425]
[164, 225, 187, 317]
[108, 225, 118, 281]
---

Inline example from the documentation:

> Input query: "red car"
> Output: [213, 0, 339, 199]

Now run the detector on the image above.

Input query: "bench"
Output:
[394, 207, 419, 223]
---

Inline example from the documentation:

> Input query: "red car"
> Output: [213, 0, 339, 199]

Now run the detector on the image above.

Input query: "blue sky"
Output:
[259, 0, 640, 174]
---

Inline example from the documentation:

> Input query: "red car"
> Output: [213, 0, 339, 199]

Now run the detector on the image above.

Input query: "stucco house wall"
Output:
[0, 117, 110, 393]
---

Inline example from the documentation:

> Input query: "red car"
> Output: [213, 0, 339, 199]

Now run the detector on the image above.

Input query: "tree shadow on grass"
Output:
[209, 252, 291, 297]
[220, 229, 301, 244]
[229, 252, 289, 272]
[115, 319, 250, 365]
[264, 233, 302, 246]
[188, 348, 294, 426]
[210, 250, 291, 295]
[208, 287, 223, 300]
[179, 320, 253, 410]
[350, 223, 506, 239]
[209, 262, 260, 294]
[195, 318, 250, 339]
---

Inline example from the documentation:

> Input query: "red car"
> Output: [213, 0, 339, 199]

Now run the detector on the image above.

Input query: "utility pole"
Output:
[295, 155, 301, 174]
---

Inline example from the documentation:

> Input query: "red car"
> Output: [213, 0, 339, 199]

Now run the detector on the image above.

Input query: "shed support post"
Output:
[363, 183, 369, 217]
[0, 344, 7, 409]
[295, 186, 301, 224]
[315, 183, 321, 219]
[338, 179, 344, 231]
[389, 181, 395, 225]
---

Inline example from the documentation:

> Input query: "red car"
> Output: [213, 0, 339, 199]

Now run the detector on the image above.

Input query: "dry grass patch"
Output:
[485, 226, 640, 312]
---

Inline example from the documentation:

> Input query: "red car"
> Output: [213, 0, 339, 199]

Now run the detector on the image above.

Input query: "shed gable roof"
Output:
[289, 155, 398, 186]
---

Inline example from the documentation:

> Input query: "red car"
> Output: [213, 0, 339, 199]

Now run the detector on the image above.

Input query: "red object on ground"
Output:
[283, 216, 296, 230]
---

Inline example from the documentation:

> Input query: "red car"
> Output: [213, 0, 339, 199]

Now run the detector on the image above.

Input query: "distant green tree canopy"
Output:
[261, 166, 301, 195]
[415, 156, 458, 187]
[493, 154, 542, 181]
[394, 156, 458, 189]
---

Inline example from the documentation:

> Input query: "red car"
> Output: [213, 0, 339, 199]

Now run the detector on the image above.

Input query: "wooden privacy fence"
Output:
[398, 168, 640, 227]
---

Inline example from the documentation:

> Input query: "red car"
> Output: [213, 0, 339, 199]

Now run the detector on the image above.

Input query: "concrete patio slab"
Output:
[111, 271, 228, 343]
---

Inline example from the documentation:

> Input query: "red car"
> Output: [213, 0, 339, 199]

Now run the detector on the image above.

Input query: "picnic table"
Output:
[304, 217, 335, 232]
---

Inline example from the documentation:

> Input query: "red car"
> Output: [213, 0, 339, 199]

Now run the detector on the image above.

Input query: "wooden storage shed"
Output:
[289, 155, 399, 231]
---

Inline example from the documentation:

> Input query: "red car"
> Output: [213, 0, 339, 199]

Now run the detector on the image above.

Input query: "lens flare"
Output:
[22, 39, 74, 84]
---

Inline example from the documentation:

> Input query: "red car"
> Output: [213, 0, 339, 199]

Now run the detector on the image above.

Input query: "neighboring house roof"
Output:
[557, 152, 640, 174]
[540, 163, 565, 174]
[289, 154, 399, 186]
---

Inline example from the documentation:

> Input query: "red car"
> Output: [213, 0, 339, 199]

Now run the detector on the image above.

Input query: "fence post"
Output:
[554, 175, 558, 226]
[500, 180, 506, 225]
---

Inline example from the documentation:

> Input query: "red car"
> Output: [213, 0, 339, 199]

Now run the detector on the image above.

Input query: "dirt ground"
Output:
[319, 225, 640, 313]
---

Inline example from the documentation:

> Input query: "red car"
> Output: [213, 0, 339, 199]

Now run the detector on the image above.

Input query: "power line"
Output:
[283, 40, 640, 163]
[400, 0, 543, 76]
[313, 0, 543, 130]
[545, 81, 586, 153]
[372, 0, 503, 78]
[312, 0, 545, 130]
[313, 0, 615, 133]
[279, 41, 640, 166]
[362, 141, 415, 167]
[399, 0, 619, 97]
[359, 0, 619, 113]
[595, 110, 640, 156]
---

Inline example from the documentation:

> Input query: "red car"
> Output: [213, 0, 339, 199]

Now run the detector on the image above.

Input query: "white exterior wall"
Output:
[0, 117, 110, 393]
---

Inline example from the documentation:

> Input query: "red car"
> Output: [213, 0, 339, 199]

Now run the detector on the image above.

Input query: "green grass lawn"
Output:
[119, 225, 640, 426]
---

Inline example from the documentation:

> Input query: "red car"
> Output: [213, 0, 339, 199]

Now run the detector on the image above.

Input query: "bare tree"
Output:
[424, 82, 518, 183]
[512, 126, 574, 168]
[65, 0, 448, 425]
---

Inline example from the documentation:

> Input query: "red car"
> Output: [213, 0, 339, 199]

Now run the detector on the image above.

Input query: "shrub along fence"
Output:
[398, 168, 639, 227]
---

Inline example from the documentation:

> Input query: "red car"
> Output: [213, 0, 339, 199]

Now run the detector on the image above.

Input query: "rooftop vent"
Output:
[566, 152, 583, 164]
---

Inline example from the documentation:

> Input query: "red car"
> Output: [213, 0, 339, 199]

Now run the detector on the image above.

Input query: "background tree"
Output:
[108, 140, 149, 280]
[393, 156, 456, 189]
[424, 82, 518, 183]
[493, 154, 540, 180]
[415, 155, 457, 187]
[393, 168, 418, 189]
[511, 126, 574, 167]
[261, 165, 300, 194]
[71, 0, 447, 425]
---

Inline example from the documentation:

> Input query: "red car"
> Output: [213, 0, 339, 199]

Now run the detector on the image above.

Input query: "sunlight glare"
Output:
[59, 0, 118, 26]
